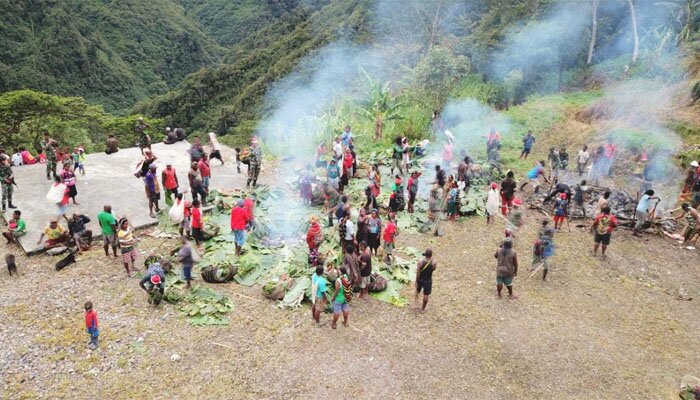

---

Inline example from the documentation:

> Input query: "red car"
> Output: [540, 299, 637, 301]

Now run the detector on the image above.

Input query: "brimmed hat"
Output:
[691, 161, 699, 167]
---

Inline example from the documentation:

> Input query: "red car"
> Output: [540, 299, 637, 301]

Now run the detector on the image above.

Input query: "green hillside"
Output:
[0, 0, 226, 111]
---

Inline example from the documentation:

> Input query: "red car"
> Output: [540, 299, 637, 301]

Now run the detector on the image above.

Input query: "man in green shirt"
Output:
[3, 210, 25, 244]
[98, 205, 118, 257]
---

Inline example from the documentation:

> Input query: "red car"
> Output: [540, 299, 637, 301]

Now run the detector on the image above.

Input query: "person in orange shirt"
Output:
[161, 163, 179, 207]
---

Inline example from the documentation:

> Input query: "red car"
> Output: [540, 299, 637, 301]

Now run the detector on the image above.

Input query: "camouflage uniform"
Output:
[246, 145, 262, 188]
[135, 121, 151, 152]
[0, 163, 14, 210]
[46, 145, 57, 180]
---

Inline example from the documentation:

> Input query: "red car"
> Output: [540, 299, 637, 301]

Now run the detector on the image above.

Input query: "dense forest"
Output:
[1, 0, 699, 151]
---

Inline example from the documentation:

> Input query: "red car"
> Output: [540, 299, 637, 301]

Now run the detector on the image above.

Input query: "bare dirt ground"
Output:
[1, 205, 698, 399]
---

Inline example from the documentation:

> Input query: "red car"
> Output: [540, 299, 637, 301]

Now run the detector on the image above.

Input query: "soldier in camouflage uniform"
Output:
[135, 117, 151, 155]
[0, 157, 16, 211]
[246, 138, 262, 188]
[46, 142, 58, 180]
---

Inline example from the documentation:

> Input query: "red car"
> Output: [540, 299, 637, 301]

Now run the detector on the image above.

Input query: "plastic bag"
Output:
[168, 200, 185, 223]
[46, 183, 66, 204]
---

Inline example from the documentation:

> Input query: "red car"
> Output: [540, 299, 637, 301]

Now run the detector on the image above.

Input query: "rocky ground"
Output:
[1, 203, 698, 399]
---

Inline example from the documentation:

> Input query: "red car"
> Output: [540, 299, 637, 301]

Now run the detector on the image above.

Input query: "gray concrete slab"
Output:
[3, 141, 257, 254]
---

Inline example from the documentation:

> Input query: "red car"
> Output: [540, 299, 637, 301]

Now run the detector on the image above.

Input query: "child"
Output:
[84, 301, 99, 350]
[76, 147, 86, 175]
[553, 192, 568, 230]
[190, 199, 203, 248]
[234, 148, 242, 174]
[486, 183, 499, 224]
[71, 147, 80, 171]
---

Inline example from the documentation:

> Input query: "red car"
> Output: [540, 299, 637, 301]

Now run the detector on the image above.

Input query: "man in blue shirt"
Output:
[521, 130, 535, 159]
[341, 125, 353, 147]
[634, 189, 659, 235]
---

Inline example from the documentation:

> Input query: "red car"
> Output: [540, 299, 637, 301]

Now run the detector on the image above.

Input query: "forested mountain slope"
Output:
[0, 0, 227, 111]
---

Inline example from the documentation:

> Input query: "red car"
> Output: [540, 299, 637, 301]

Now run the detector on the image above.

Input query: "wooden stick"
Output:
[213, 342, 234, 349]
[528, 263, 544, 280]
[230, 292, 260, 302]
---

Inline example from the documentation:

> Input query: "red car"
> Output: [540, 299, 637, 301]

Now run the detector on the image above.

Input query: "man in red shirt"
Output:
[590, 206, 618, 260]
[198, 153, 211, 194]
[191, 199, 204, 248]
[161, 163, 179, 207]
[243, 193, 256, 229]
[230, 199, 250, 256]
[382, 214, 398, 265]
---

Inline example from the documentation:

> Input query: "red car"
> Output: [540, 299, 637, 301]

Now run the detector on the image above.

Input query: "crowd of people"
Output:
[3, 114, 700, 344]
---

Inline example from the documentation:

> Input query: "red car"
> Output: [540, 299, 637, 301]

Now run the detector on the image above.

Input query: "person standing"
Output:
[60, 162, 79, 205]
[415, 248, 436, 312]
[500, 171, 517, 215]
[577, 145, 590, 177]
[521, 130, 535, 159]
[326, 159, 340, 191]
[447, 181, 459, 221]
[486, 183, 499, 224]
[391, 137, 405, 176]
[358, 242, 372, 299]
[178, 236, 195, 289]
[533, 224, 555, 281]
[207, 132, 224, 165]
[548, 147, 560, 181]
[190, 199, 204, 249]
[331, 266, 351, 329]
[117, 217, 138, 277]
[161, 163, 179, 207]
[144, 164, 160, 218]
[341, 125, 354, 147]
[243, 193, 256, 230]
[188, 136, 204, 163]
[315, 142, 328, 169]
[45, 140, 59, 179]
[389, 176, 405, 213]
[198, 153, 211, 194]
[633, 189, 659, 236]
[311, 265, 327, 324]
[0, 157, 16, 211]
[135, 117, 151, 155]
[407, 171, 420, 213]
[603, 140, 617, 177]
[230, 199, 250, 256]
[552, 193, 568, 230]
[247, 138, 262, 188]
[495, 239, 518, 299]
[367, 209, 382, 258]
[484, 128, 501, 157]
[382, 214, 398, 265]
[441, 138, 453, 173]
[84, 301, 99, 350]
[306, 216, 324, 251]
[591, 206, 618, 259]
[98, 205, 118, 258]
[188, 162, 207, 205]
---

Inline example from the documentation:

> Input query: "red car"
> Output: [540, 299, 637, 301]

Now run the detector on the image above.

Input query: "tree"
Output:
[628, 0, 639, 64]
[356, 69, 404, 141]
[412, 46, 470, 109]
[654, 0, 700, 43]
[587, 0, 598, 64]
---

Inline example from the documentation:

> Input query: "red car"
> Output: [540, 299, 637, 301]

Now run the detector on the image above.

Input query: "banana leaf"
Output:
[279, 276, 311, 309]
[370, 275, 408, 307]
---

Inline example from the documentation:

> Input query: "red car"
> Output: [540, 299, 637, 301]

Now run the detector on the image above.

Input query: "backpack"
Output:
[340, 275, 353, 302]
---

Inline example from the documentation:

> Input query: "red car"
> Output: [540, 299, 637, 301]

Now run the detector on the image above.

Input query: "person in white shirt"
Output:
[332, 136, 343, 163]
[577, 145, 590, 177]
[11, 151, 22, 167]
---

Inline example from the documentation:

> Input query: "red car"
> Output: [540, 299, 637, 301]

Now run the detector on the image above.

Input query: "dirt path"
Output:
[1, 203, 698, 399]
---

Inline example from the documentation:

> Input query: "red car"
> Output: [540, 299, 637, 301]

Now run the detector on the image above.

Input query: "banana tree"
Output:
[356, 68, 404, 141]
